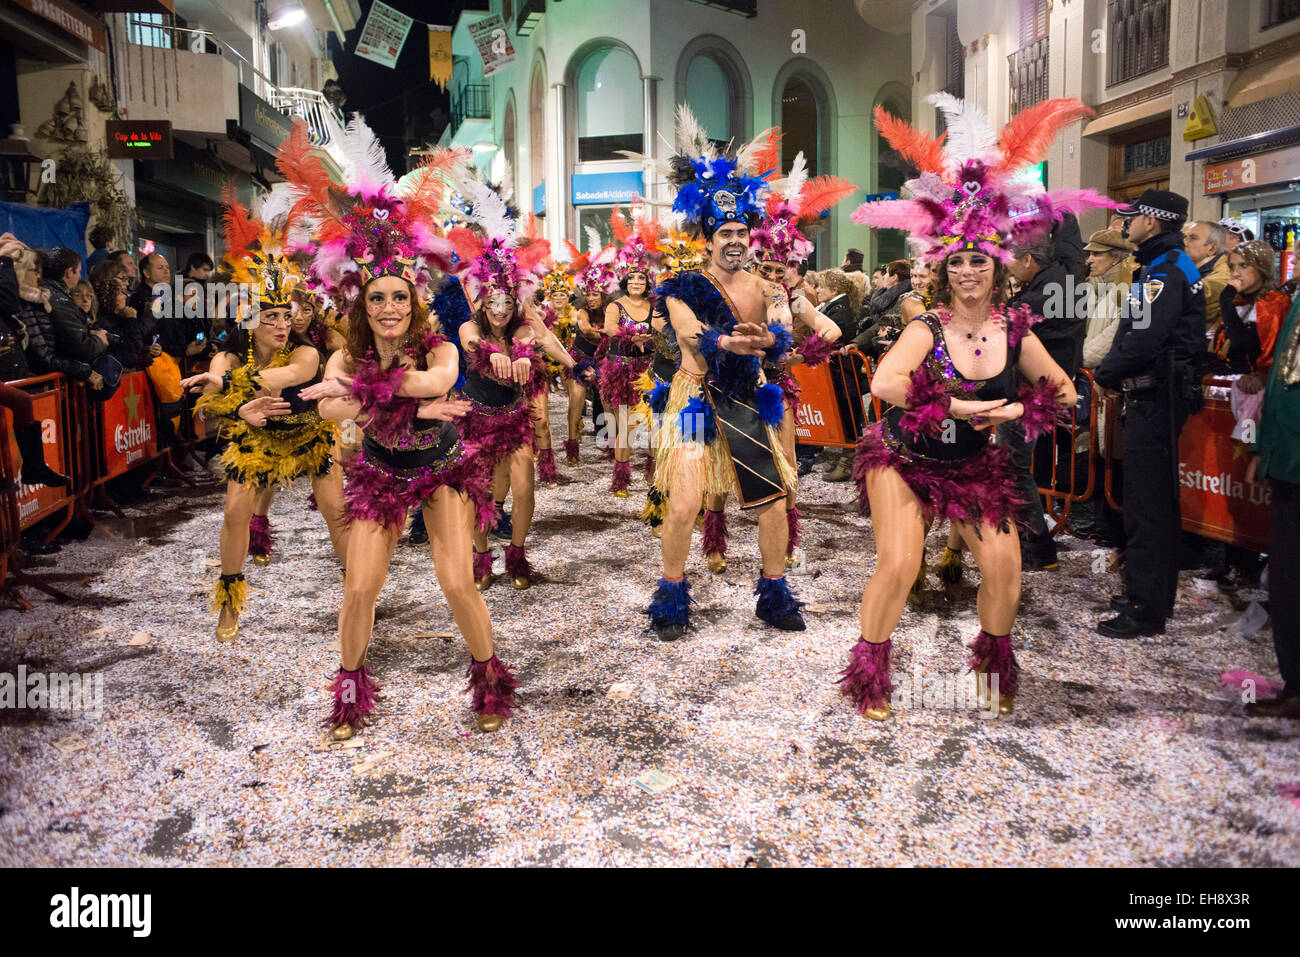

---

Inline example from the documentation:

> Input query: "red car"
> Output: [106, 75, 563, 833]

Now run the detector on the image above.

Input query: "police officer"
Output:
[1094, 189, 1206, 638]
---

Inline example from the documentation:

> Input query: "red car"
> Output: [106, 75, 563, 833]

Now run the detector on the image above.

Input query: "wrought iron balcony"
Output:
[1107, 0, 1170, 86]
[451, 83, 491, 138]
[1008, 38, 1049, 116]
[517, 0, 545, 36]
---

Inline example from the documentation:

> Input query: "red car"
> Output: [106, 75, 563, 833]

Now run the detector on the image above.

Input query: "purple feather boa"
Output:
[465, 654, 521, 719]
[838, 639, 894, 714]
[702, 508, 727, 556]
[796, 333, 835, 368]
[786, 505, 800, 554]
[611, 458, 631, 493]
[1000, 303, 1040, 348]
[343, 445, 495, 533]
[474, 549, 493, 580]
[248, 514, 272, 558]
[459, 397, 536, 472]
[1016, 376, 1067, 441]
[852, 423, 1021, 532]
[468, 338, 549, 399]
[536, 447, 558, 483]
[350, 358, 419, 448]
[898, 363, 951, 439]
[504, 544, 531, 581]
[597, 354, 649, 408]
[325, 665, 380, 731]
[967, 630, 1019, 698]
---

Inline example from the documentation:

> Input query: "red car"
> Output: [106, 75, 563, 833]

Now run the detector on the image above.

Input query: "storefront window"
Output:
[577, 206, 616, 250]
[575, 46, 643, 162]
[685, 55, 732, 144]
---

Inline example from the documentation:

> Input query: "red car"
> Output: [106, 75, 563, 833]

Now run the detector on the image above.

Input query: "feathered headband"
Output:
[750, 146, 858, 266]
[564, 227, 619, 295]
[663, 106, 772, 238]
[445, 173, 551, 302]
[540, 262, 574, 296]
[221, 188, 299, 313]
[851, 96, 1119, 263]
[609, 205, 665, 280]
[656, 230, 707, 275]
[276, 117, 454, 301]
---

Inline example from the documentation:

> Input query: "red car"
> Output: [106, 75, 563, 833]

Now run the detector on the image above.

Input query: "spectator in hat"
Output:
[1220, 218, 1254, 253]
[1184, 221, 1232, 330]
[1082, 228, 1137, 369]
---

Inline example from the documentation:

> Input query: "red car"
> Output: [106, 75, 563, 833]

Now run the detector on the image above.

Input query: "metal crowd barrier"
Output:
[1, 358, 217, 609]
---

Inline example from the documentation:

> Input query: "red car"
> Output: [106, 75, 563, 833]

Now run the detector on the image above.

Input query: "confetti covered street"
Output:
[2, 407, 1297, 868]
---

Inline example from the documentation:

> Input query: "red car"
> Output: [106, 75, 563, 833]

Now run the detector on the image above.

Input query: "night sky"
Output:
[328, 1, 471, 172]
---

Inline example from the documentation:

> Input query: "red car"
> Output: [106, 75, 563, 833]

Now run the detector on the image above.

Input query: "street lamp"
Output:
[269, 6, 308, 30]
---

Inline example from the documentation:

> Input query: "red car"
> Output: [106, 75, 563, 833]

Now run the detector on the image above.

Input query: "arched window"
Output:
[529, 60, 545, 193]
[574, 45, 642, 162]
[781, 76, 820, 175]
[503, 97, 517, 192]
[685, 55, 731, 143]
[776, 65, 834, 267]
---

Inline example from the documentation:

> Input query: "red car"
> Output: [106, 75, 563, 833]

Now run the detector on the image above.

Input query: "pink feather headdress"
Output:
[445, 172, 551, 302]
[564, 227, 619, 295]
[751, 149, 858, 267]
[609, 205, 665, 281]
[851, 96, 1119, 263]
[277, 116, 455, 301]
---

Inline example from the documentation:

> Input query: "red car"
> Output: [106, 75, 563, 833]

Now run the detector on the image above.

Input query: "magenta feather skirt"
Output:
[344, 446, 495, 534]
[597, 355, 649, 409]
[852, 422, 1022, 532]
[459, 397, 537, 473]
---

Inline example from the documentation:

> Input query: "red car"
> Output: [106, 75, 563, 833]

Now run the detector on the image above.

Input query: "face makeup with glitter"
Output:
[365, 276, 413, 341]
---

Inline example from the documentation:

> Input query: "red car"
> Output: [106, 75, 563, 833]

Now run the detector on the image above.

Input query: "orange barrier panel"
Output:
[1037, 368, 1099, 534]
[0, 375, 73, 531]
[789, 349, 880, 448]
[1177, 382, 1270, 552]
[98, 371, 159, 478]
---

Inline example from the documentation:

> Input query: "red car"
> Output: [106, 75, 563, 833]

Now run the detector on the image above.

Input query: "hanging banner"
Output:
[100, 372, 158, 479]
[355, 0, 414, 69]
[429, 25, 453, 91]
[468, 14, 516, 77]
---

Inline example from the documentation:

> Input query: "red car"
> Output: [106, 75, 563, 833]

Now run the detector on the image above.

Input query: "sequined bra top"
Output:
[884, 310, 1022, 461]
[607, 301, 651, 358]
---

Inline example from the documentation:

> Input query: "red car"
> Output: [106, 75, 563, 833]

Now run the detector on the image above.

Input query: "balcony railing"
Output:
[269, 88, 347, 150]
[450, 83, 491, 138]
[1107, 0, 1170, 86]
[1008, 38, 1049, 115]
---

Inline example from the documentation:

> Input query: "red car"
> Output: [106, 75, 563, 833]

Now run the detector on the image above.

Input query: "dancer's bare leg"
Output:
[426, 487, 492, 661]
[218, 481, 257, 631]
[858, 468, 927, 643]
[755, 499, 789, 578]
[508, 446, 536, 547]
[310, 462, 349, 569]
[339, 520, 401, 670]
[662, 466, 704, 579]
[953, 520, 1021, 635]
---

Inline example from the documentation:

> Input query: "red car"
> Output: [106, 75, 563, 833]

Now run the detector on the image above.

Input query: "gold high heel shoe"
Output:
[972, 661, 1014, 714]
[614, 490, 629, 498]
[475, 573, 494, 592]
[252, 553, 270, 567]
[511, 574, 530, 590]
[331, 722, 354, 741]
[863, 701, 892, 721]
[475, 713, 503, 732]
[707, 553, 726, 574]
[215, 609, 239, 643]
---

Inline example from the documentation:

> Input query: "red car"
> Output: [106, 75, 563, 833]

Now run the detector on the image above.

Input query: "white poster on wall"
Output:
[355, 0, 414, 69]
[468, 14, 516, 77]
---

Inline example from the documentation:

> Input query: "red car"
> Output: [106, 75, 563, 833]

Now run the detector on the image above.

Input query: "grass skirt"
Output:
[217, 414, 334, 489]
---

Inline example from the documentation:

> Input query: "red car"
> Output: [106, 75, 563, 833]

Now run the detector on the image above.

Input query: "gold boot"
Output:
[863, 701, 892, 721]
[475, 713, 503, 732]
[331, 722, 354, 741]
[707, 553, 727, 574]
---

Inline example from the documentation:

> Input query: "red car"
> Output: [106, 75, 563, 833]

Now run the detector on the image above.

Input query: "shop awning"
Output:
[1226, 52, 1300, 109]
[1185, 124, 1300, 162]
[1082, 94, 1172, 137]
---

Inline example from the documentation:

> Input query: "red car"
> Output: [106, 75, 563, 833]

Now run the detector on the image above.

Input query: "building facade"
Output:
[4, 0, 362, 269]
[440, 0, 914, 268]
[908, 0, 1300, 278]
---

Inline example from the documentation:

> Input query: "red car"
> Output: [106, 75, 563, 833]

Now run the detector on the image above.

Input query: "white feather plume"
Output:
[584, 225, 604, 255]
[257, 183, 298, 231]
[734, 126, 777, 176]
[342, 114, 394, 190]
[907, 171, 953, 204]
[781, 151, 808, 205]
[674, 104, 716, 159]
[457, 174, 515, 246]
[926, 93, 997, 173]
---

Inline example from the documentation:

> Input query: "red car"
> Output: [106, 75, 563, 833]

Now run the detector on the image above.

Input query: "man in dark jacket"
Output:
[854, 259, 912, 357]
[999, 239, 1083, 570]
[24, 249, 105, 393]
[1094, 189, 1207, 638]
[37, 247, 109, 373]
